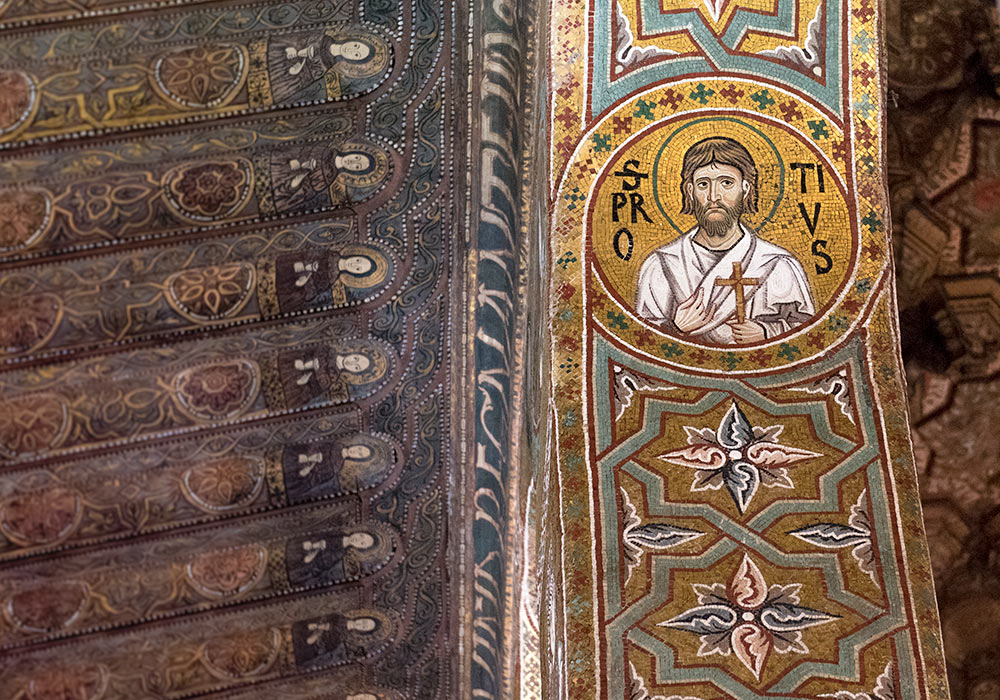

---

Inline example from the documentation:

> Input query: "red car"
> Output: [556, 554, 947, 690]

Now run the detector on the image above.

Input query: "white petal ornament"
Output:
[659, 400, 822, 513]
[660, 553, 838, 679]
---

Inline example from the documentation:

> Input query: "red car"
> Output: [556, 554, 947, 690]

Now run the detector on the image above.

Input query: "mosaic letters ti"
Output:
[0, 0, 952, 696]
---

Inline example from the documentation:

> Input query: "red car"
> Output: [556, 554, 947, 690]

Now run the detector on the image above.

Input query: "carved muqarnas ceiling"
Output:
[0, 0, 467, 696]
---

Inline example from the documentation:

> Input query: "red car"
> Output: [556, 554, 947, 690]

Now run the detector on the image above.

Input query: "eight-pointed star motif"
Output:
[658, 400, 822, 513]
[659, 553, 838, 679]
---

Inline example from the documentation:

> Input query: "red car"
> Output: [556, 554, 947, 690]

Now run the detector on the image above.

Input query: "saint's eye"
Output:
[721, 178, 735, 187]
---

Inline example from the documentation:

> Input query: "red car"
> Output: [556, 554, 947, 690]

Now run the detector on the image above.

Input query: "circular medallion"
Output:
[0, 487, 82, 547]
[0, 70, 36, 138]
[0, 293, 63, 355]
[186, 544, 267, 598]
[201, 627, 282, 679]
[0, 393, 70, 459]
[0, 188, 52, 253]
[7, 580, 89, 633]
[153, 44, 248, 109]
[173, 360, 260, 422]
[26, 665, 109, 700]
[181, 456, 265, 512]
[162, 158, 254, 223]
[575, 101, 860, 369]
[166, 262, 256, 322]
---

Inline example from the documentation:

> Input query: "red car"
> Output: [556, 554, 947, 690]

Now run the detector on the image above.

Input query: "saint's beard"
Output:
[694, 198, 743, 238]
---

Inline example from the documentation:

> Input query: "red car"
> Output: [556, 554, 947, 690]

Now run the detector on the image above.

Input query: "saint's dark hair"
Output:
[679, 137, 759, 215]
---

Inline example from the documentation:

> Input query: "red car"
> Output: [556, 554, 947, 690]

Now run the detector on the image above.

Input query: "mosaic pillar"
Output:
[540, 0, 952, 697]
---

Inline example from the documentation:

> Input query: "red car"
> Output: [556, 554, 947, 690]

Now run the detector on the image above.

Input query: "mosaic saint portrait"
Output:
[589, 115, 853, 352]
[635, 137, 816, 345]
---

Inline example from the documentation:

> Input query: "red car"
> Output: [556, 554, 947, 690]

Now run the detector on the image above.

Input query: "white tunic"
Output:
[634, 226, 816, 344]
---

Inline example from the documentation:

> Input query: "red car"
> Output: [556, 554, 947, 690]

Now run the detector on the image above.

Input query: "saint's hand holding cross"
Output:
[714, 261, 765, 344]
[670, 262, 764, 343]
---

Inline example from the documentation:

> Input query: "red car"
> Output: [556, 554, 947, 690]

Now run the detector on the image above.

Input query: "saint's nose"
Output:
[707, 181, 722, 201]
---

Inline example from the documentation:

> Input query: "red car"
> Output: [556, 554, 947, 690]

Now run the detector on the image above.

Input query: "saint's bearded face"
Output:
[687, 163, 748, 238]
[693, 196, 744, 238]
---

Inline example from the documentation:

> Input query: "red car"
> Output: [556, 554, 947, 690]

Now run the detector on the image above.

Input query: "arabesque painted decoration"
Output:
[0, 0, 480, 695]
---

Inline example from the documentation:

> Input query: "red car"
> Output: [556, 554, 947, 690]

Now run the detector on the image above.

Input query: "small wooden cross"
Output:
[714, 262, 759, 323]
